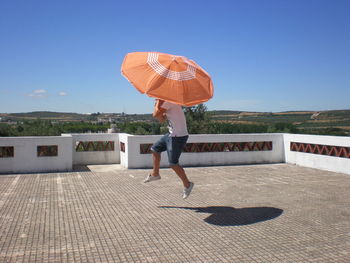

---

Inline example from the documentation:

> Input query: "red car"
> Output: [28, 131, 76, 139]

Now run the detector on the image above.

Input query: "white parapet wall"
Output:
[1, 133, 349, 175]
[0, 135, 73, 174]
[64, 133, 120, 166]
[284, 134, 350, 175]
[119, 133, 285, 169]
[118, 133, 133, 169]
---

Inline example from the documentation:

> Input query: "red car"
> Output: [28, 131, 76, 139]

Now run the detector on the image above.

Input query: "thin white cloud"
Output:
[59, 91, 68, 96]
[34, 89, 46, 94]
[27, 89, 47, 98]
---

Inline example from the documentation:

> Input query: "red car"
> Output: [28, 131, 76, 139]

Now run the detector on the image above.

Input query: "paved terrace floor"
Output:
[0, 164, 349, 263]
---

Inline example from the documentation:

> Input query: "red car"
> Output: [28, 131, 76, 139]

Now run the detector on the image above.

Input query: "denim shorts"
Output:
[151, 133, 189, 166]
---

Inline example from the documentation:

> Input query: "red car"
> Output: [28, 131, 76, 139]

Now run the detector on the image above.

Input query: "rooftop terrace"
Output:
[1, 163, 349, 262]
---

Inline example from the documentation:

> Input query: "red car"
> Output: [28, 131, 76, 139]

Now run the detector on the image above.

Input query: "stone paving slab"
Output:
[0, 164, 349, 263]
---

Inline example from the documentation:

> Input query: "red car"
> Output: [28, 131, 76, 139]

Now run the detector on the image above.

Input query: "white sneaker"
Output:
[143, 174, 161, 183]
[183, 182, 194, 199]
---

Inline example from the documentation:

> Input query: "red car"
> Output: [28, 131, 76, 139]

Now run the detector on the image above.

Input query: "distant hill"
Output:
[0, 111, 91, 122]
[209, 110, 243, 115]
[1, 109, 349, 136]
[209, 109, 350, 135]
[0, 111, 149, 122]
[10, 111, 82, 117]
[1, 109, 349, 129]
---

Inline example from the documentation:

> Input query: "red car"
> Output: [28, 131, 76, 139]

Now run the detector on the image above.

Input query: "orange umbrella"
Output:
[121, 52, 214, 106]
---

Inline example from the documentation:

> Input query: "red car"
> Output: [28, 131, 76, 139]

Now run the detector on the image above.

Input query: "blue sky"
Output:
[0, 0, 349, 114]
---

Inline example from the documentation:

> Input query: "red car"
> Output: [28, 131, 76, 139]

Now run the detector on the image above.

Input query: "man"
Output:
[144, 99, 194, 199]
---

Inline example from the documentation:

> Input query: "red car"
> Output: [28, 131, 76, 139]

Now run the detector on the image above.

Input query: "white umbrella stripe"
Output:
[147, 53, 196, 81]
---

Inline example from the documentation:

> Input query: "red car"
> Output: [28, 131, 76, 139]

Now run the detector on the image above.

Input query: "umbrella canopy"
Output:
[121, 52, 214, 106]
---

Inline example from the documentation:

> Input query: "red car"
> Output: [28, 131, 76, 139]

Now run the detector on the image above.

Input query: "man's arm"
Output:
[153, 100, 167, 123]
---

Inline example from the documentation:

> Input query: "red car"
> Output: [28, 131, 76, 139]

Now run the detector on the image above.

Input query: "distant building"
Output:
[107, 124, 120, 133]
[97, 117, 109, 123]
[6, 121, 17, 125]
[311, 112, 320, 120]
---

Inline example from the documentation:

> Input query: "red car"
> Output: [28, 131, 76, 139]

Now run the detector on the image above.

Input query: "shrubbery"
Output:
[0, 105, 348, 137]
[0, 120, 109, 136]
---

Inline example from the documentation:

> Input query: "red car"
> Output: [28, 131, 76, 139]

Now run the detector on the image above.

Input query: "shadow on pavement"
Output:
[159, 206, 283, 226]
[73, 165, 91, 172]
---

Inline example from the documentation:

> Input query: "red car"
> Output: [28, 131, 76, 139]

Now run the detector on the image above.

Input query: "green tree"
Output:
[184, 104, 212, 134]
[0, 124, 15, 136]
[268, 122, 299, 133]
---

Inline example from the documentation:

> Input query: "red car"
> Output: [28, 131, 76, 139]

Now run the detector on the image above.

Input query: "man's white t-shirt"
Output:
[161, 102, 189, 137]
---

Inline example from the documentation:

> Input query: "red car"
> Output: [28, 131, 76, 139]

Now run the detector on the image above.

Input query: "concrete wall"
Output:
[1, 133, 349, 175]
[65, 133, 120, 165]
[120, 133, 285, 169]
[119, 133, 133, 169]
[284, 134, 350, 175]
[0, 136, 73, 174]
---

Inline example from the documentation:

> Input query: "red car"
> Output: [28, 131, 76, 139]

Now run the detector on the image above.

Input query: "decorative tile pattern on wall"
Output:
[0, 146, 14, 158]
[290, 142, 350, 159]
[120, 142, 125, 153]
[75, 141, 115, 152]
[37, 145, 58, 157]
[140, 141, 273, 154]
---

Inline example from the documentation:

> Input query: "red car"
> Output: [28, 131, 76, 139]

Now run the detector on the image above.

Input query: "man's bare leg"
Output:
[170, 164, 190, 188]
[152, 152, 161, 177]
